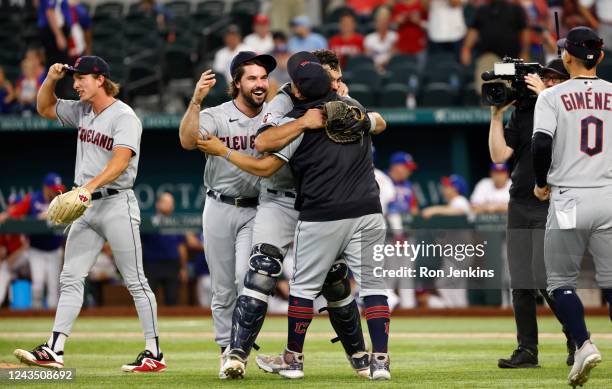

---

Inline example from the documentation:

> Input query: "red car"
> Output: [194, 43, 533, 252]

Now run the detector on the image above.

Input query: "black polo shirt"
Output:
[504, 106, 548, 206]
[278, 96, 381, 222]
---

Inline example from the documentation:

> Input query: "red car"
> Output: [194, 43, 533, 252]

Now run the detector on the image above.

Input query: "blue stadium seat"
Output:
[378, 83, 409, 107]
[346, 83, 376, 107]
[346, 55, 375, 71]
[420, 82, 458, 107]
[94, 1, 124, 19]
[196, 0, 226, 16]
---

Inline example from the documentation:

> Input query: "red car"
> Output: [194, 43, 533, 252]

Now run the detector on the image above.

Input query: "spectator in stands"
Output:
[269, 31, 291, 94]
[364, 6, 398, 72]
[518, 0, 555, 64]
[461, 0, 529, 95]
[392, 0, 428, 66]
[4, 173, 66, 309]
[287, 15, 328, 53]
[562, 0, 599, 35]
[68, 0, 93, 60]
[345, 0, 390, 16]
[575, 0, 611, 43]
[244, 14, 274, 54]
[185, 232, 211, 308]
[213, 24, 248, 84]
[471, 163, 511, 214]
[38, 0, 72, 67]
[426, 0, 468, 60]
[142, 192, 188, 306]
[15, 58, 45, 116]
[422, 174, 471, 218]
[0, 67, 16, 114]
[329, 11, 365, 67]
[137, 0, 170, 31]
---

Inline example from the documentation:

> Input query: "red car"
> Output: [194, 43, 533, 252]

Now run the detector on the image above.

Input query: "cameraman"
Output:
[488, 59, 573, 369]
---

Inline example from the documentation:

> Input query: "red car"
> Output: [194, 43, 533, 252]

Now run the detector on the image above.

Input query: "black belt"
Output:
[266, 188, 296, 198]
[207, 190, 258, 208]
[92, 188, 120, 200]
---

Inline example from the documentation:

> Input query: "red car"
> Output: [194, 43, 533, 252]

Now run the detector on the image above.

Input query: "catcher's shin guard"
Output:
[229, 243, 284, 359]
[320, 261, 367, 356]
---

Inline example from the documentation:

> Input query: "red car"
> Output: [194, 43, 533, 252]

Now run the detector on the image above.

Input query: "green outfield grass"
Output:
[1, 316, 611, 388]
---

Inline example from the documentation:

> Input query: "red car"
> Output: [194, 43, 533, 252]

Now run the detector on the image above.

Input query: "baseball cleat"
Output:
[219, 347, 230, 379]
[498, 348, 539, 368]
[347, 351, 370, 378]
[13, 344, 64, 369]
[222, 352, 246, 379]
[568, 340, 601, 388]
[369, 352, 391, 380]
[121, 350, 166, 372]
[256, 348, 304, 379]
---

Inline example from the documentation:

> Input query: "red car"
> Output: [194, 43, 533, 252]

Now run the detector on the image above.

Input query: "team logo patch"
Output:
[294, 322, 310, 334]
[79, 195, 88, 203]
[263, 112, 271, 124]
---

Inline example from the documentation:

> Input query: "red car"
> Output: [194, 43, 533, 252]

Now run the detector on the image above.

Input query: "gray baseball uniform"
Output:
[251, 87, 299, 255]
[199, 100, 263, 347]
[533, 77, 612, 292]
[53, 99, 158, 340]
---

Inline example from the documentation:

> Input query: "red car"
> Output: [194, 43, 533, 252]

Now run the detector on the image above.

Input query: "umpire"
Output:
[488, 59, 573, 368]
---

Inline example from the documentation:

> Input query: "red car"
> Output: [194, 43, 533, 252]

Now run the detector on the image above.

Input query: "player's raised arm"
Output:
[179, 70, 216, 150]
[254, 108, 325, 152]
[37, 63, 68, 120]
[196, 135, 285, 177]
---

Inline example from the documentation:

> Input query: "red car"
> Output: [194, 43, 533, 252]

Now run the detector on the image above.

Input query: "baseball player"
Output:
[532, 27, 611, 387]
[13, 56, 165, 373]
[178, 51, 277, 379]
[195, 50, 387, 380]
[253, 51, 390, 380]
[5, 173, 66, 309]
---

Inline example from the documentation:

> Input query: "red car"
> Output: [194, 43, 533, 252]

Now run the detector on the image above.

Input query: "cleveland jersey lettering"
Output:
[534, 78, 612, 187]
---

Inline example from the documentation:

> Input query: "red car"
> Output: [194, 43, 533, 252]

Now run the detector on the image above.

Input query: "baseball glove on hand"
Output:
[323, 100, 370, 143]
[47, 187, 92, 224]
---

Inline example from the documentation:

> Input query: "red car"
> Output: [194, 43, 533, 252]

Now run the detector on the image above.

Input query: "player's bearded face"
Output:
[237, 64, 269, 108]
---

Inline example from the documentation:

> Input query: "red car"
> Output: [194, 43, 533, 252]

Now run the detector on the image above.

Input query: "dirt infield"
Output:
[0, 306, 609, 317]
[0, 362, 22, 368]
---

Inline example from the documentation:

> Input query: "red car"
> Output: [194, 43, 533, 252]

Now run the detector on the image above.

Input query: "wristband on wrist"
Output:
[225, 149, 233, 160]
[368, 112, 377, 133]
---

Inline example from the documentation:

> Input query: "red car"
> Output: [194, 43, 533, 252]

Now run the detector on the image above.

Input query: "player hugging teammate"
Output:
[187, 49, 391, 380]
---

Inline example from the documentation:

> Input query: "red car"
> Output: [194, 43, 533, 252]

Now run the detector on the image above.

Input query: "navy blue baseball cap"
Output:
[65, 56, 111, 78]
[558, 27, 604, 61]
[441, 174, 468, 196]
[230, 51, 277, 80]
[390, 152, 417, 170]
[287, 51, 331, 100]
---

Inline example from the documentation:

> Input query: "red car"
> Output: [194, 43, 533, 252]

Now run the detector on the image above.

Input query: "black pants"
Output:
[144, 261, 180, 306]
[507, 199, 569, 353]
